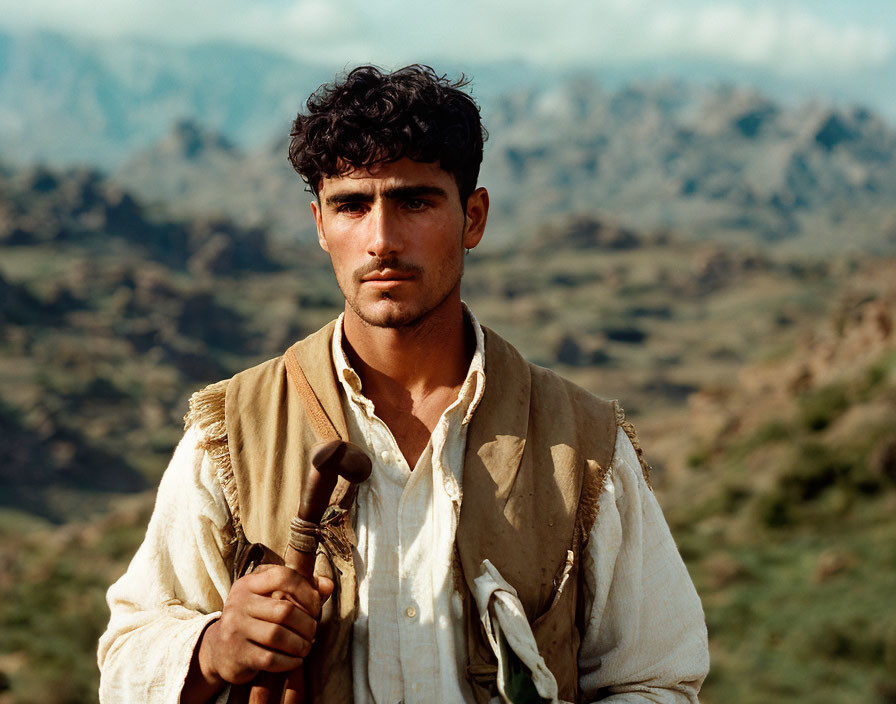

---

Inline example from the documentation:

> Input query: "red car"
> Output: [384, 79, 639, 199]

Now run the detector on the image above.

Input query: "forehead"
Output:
[318, 158, 457, 195]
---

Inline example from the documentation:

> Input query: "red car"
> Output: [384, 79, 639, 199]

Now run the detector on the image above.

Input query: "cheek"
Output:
[323, 231, 355, 260]
[323, 239, 354, 275]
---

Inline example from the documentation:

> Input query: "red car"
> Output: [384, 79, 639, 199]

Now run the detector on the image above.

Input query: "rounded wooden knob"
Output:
[309, 440, 372, 483]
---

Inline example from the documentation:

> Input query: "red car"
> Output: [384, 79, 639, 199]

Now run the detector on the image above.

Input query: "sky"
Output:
[1, 0, 893, 79]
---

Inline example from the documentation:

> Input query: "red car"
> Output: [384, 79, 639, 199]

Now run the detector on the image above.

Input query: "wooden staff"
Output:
[239, 439, 372, 704]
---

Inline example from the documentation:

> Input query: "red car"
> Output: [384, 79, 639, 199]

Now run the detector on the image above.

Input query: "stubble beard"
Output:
[341, 255, 464, 330]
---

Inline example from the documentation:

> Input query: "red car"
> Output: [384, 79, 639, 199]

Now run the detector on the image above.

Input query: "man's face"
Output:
[311, 158, 488, 329]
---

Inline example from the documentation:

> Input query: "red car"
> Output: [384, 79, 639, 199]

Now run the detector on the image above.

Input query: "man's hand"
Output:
[182, 566, 335, 702]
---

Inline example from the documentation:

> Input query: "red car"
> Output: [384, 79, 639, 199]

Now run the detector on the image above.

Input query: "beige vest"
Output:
[186, 322, 651, 703]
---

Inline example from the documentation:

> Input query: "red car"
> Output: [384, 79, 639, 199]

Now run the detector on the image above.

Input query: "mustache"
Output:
[353, 257, 423, 282]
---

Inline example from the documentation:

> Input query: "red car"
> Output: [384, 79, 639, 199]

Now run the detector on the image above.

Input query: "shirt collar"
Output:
[331, 303, 487, 425]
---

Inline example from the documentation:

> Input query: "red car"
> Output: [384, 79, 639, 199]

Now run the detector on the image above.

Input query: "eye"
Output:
[403, 198, 429, 211]
[336, 202, 367, 215]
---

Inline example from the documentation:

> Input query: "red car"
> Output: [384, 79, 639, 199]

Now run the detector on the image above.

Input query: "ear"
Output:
[462, 187, 489, 251]
[310, 199, 329, 253]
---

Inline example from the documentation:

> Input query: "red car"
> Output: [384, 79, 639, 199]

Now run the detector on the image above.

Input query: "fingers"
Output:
[237, 640, 304, 675]
[242, 618, 313, 661]
[214, 600, 313, 656]
[201, 617, 305, 685]
[315, 575, 335, 602]
[241, 566, 323, 619]
[203, 566, 334, 684]
[244, 593, 319, 643]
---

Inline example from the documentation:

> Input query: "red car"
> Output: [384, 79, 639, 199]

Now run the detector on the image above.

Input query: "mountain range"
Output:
[2, 30, 895, 255]
[113, 83, 896, 255]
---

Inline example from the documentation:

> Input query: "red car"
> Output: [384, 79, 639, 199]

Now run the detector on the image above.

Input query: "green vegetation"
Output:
[668, 339, 896, 703]
[0, 502, 153, 703]
[695, 527, 896, 704]
[1, 162, 895, 702]
[799, 383, 851, 431]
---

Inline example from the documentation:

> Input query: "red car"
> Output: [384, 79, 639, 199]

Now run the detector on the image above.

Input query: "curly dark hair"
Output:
[288, 64, 487, 206]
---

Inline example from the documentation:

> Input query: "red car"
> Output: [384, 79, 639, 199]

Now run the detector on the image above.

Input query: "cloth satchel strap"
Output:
[283, 347, 342, 443]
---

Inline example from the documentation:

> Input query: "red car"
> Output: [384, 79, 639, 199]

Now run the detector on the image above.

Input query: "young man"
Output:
[99, 65, 709, 703]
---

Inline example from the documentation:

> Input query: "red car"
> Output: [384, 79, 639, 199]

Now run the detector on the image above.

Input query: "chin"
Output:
[351, 299, 428, 329]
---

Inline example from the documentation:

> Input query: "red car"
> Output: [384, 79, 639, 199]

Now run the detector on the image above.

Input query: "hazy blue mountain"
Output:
[0, 30, 334, 165]
[4, 29, 894, 168]
[0, 30, 563, 167]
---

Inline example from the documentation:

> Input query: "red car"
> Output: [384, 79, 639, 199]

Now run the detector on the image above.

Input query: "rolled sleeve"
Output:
[97, 426, 234, 703]
[578, 428, 709, 703]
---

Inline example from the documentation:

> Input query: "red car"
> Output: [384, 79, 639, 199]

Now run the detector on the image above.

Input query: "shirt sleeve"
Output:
[97, 426, 235, 703]
[577, 427, 709, 703]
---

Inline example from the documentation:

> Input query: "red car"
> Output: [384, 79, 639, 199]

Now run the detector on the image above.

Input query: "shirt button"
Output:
[380, 450, 391, 463]
[405, 606, 416, 618]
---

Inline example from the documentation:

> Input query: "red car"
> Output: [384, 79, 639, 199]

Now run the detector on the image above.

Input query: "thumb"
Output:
[315, 575, 335, 603]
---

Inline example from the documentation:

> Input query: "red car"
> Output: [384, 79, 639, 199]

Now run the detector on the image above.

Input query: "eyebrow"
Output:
[325, 185, 448, 207]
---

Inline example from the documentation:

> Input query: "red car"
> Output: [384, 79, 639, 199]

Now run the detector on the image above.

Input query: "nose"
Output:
[366, 204, 404, 257]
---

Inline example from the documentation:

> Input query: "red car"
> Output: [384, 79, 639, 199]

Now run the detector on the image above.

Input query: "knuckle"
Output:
[231, 574, 254, 596]
[247, 565, 286, 590]
[273, 600, 294, 624]
[256, 649, 277, 670]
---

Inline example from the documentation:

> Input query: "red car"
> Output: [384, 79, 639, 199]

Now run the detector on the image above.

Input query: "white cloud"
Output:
[0, 0, 891, 75]
[646, 3, 893, 72]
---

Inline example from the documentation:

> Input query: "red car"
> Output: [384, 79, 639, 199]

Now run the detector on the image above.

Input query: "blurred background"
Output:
[0, 1, 895, 701]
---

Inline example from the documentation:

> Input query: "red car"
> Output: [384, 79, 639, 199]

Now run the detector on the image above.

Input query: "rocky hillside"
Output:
[0, 163, 318, 520]
[1, 158, 867, 517]
[1, 159, 894, 702]
[3, 28, 895, 167]
[658, 261, 896, 703]
[481, 81, 896, 252]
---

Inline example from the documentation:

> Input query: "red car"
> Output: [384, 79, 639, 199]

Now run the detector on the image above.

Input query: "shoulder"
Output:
[605, 427, 651, 497]
[179, 355, 287, 533]
[482, 324, 650, 483]
[484, 323, 617, 428]
[527, 357, 651, 487]
[530, 360, 615, 417]
[182, 354, 285, 433]
[183, 319, 339, 433]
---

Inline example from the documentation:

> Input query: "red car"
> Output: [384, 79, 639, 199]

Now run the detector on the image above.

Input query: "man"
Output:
[99, 65, 708, 703]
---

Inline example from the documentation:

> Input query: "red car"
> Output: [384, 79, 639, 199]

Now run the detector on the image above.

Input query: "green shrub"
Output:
[750, 420, 792, 446]
[798, 383, 850, 432]
[782, 442, 852, 501]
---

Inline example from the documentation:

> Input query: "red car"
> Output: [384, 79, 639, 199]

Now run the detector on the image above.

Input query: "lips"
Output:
[361, 269, 415, 282]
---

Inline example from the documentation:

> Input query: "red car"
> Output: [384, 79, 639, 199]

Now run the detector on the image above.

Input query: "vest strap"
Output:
[284, 347, 342, 442]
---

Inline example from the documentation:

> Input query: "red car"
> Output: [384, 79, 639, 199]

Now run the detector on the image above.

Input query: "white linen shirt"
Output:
[98, 311, 709, 703]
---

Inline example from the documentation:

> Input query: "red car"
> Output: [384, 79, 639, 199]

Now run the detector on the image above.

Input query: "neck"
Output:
[341, 294, 473, 400]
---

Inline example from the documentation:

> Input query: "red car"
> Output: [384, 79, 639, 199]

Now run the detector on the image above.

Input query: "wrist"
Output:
[183, 619, 227, 703]
[198, 620, 228, 684]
